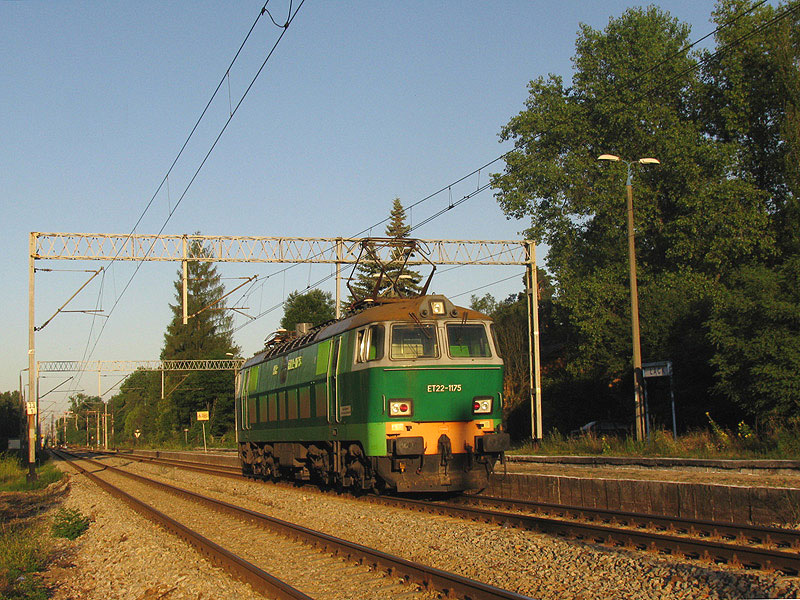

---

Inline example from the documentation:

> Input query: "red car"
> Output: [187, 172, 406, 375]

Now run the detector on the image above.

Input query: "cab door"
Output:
[239, 369, 251, 431]
[327, 337, 342, 423]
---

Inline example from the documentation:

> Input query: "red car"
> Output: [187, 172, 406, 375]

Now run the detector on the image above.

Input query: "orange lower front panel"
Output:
[385, 420, 496, 455]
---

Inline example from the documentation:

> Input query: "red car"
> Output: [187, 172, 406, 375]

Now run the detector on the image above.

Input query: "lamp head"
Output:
[638, 158, 660, 165]
[598, 154, 620, 162]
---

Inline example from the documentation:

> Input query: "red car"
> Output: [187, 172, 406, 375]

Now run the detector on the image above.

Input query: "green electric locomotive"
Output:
[235, 293, 510, 493]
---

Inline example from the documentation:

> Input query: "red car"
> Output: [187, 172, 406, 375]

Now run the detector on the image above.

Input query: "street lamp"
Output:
[598, 153, 660, 442]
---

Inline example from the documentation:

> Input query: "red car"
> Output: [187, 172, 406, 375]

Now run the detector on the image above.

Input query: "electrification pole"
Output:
[525, 241, 543, 440]
[27, 234, 37, 482]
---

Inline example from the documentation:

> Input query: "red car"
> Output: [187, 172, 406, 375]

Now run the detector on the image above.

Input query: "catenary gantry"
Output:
[25, 232, 543, 475]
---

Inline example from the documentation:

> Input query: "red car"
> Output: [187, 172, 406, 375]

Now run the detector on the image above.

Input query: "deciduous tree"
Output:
[708, 257, 800, 420]
[0, 391, 22, 442]
[491, 5, 780, 429]
[280, 289, 335, 333]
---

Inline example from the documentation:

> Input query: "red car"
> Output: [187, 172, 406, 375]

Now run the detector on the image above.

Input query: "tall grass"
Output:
[114, 429, 237, 451]
[0, 454, 62, 492]
[0, 453, 30, 487]
[0, 454, 70, 598]
[513, 418, 800, 459]
[0, 520, 50, 599]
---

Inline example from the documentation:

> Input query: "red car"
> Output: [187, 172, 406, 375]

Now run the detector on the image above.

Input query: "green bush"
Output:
[51, 508, 90, 541]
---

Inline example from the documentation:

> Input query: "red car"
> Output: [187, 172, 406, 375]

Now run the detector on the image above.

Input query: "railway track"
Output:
[452, 494, 800, 550]
[54, 449, 533, 600]
[53, 449, 312, 600]
[90, 448, 800, 575]
[374, 495, 800, 575]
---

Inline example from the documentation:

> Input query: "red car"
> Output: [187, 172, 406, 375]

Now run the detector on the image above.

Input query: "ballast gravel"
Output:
[44, 468, 261, 600]
[47, 455, 800, 600]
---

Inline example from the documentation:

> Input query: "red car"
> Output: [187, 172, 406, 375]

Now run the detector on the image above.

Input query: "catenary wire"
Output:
[72, 1, 305, 391]
[66, 1, 793, 396]
[449, 272, 526, 300]
[632, 1, 800, 106]
[67, 0, 277, 394]
[230, 181, 497, 332]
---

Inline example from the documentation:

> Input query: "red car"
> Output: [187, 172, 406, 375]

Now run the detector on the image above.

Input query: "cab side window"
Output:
[355, 324, 385, 363]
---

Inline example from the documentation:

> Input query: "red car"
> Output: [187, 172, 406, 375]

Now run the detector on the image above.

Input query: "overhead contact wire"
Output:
[78, 0, 306, 381]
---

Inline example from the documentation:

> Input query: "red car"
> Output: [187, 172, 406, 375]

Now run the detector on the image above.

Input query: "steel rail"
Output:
[62, 450, 534, 600]
[371, 496, 800, 575]
[110, 451, 243, 479]
[52, 449, 313, 600]
[460, 495, 800, 550]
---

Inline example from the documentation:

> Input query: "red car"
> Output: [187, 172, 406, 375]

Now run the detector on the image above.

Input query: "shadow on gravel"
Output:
[0, 478, 69, 522]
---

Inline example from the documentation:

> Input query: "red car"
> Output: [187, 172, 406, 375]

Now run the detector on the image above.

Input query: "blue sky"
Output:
[1, 1, 722, 421]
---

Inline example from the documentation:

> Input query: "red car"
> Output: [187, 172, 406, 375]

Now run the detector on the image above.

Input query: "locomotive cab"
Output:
[347, 295, 509, 492]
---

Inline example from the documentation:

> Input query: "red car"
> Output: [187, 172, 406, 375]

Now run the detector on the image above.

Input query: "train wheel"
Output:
[240, 443, 255, 477]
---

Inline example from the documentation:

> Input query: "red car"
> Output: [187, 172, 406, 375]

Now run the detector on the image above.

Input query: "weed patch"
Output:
[51, 507, 90, 541]
[0, 455, 63, 493]
[512, 420, 800, 459]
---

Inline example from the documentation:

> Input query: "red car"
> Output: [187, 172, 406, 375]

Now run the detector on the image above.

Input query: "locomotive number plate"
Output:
[426, 384, 462, 392]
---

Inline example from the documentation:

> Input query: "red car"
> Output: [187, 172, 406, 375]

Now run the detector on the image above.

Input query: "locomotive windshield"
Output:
[390, 324, 439, 359]
[446, 324, 492, 358]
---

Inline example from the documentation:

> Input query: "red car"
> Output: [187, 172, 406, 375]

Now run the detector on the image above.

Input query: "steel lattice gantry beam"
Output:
[31, 232, 529, 265]
[37, 359, 245, 373]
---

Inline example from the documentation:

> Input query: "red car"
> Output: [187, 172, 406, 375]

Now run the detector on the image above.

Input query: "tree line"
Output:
[58, 202, 419, 447]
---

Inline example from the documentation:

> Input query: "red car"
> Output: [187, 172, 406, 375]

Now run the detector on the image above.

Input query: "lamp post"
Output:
[598, 154, 660, 442]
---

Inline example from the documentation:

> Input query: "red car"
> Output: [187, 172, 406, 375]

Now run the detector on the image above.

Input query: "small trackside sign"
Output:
[196, 411, 210, 421]
[642, 361, 672, 378]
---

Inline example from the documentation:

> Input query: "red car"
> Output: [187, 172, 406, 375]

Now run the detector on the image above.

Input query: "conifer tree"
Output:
[349, 198, 423, 301]
[160, 238, 239, 439]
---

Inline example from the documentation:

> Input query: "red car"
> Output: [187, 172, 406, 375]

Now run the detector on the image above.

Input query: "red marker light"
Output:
[389, 399, 413, 416]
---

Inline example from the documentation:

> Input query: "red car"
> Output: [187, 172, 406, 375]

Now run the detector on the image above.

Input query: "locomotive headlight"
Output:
[472, 396, 492, 414]
[389, 399, 413, 417]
